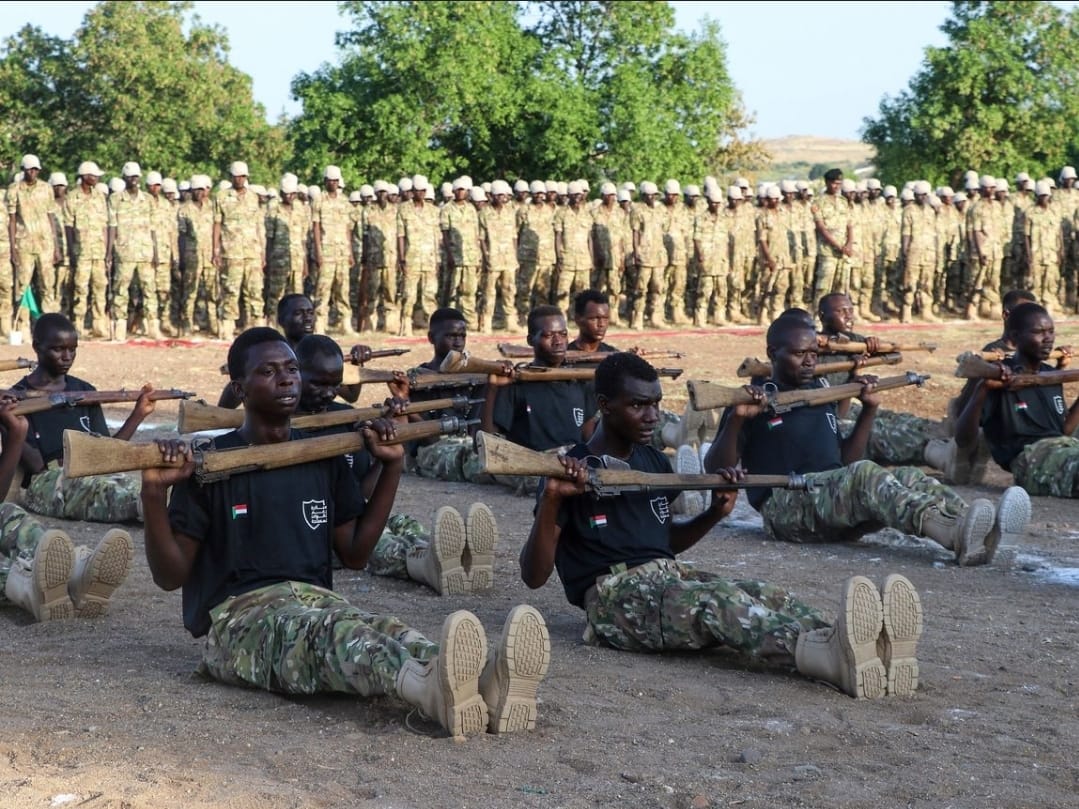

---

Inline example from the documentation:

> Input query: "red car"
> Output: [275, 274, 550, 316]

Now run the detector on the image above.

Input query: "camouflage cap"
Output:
[48, 172, 67, 187]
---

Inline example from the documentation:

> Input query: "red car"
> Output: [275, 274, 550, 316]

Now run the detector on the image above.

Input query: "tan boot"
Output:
[920, 500, 994, 566]
[968, 432, 993, 484]
[220, 320, 235, 342]
[982, 486, 1031, 565]
[479, 605, 551, 733]
[464, 503, 498, 592]
[146, 319, 162, 340]
[405, 507, 468, 595]
[878, 574, 923, 696]
[923, 437, 958, 481]
[4, 530, 75, 622]
[394, 610, 488, 739]
[383, 308, 400, 335]
[113, 320, 127, 342]
[794, 575, 886, 699]
[69, 529, 133, 618]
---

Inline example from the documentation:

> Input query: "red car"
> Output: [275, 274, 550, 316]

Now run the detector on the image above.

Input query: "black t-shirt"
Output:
[297, 401, 373, 488]
[566, 339, 618, 354]
[981, 337, 1012, 353]
[168, 429, 366, 637]
[493, 379, 596, 451]
[542, 442, 676, 608]
[727, 379, 844, 510]
[980, 359, 1065, 470]
[12, 375, 109, 479]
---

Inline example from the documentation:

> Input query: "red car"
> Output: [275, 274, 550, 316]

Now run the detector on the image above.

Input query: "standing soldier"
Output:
[177, 175, 216, 337]
[899, 181, 938, 323]
[755, 186, 795, 324]
[48, 172, 68, 313]
[692, 186, 732, 326]
[146, 171, 178, 336]
[516, 182, 556, 319]
[311, 165, 356, 336]
[936, 187, 963, 313]
[363, 180, 399, 334]
[553, 180, 594, 311]
[590, 182, 624, 324]
[1010, 173, 1034, 291]
[968, 175, 1003, 319]
[108, 162, 158, 340]
[811, 169, 853, 302]
[213, 161, 265, 340]
[1026, 181, 1064, 313]
[1058, 167, 1079, 310]
[778, 181, 804, 312]
[727, 185, 755, 323]
[478, 180, 518, 334]
[794, 182, 817, 306]
[439, 176, 482, 328]
[995, 178, 1016, 292]
[63, 162, 110, 338]
[629, 181, 666, 329]
[879, 185, 902, 316]
[264, 174, 310, 312]
[0, 178, 9, 338]
[8, 155, 62, 319]
[396, 175, 440, 336]
[660, 179, 691, 324]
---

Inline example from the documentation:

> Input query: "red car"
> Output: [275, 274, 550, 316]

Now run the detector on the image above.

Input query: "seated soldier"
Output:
[954, 302, 1079, 498]
[12, 313, 153, 523]
[295, 334, 497, 593]
[706, 316, 1030, 567]
[521, 352, 924, 699]
[141, 328, 550, 738]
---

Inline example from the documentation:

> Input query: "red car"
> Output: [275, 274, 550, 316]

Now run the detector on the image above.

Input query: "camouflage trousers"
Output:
[839, 403, 940, 465]
[761, 460, 965, 544]
[1010, 436, 1079, 498]
[365, 513, 429, 579]
[0, 502, 52, 597]
[584, 558, 827, 664]
[24, 465, 141, 523]
[200, 581, 437, 697]
[415, 436, 486, 483]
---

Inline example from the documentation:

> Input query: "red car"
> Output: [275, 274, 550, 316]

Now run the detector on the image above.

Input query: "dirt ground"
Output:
[2, 318, 1078, 809]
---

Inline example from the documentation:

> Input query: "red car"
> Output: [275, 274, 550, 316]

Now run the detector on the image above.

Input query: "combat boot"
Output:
[899, 303, 912, 323]
[464, 503, 498, 592]
[395, 610, 488, 739]
[405, 507, 468, 595]
[383, 308, 400, 336]
[877, 574, 923, 696]
[69, 529, 133, 618]
[969, 432, 993, 484]
[795, 575, 886, 699]
[4, 529, 75, 622]
[920, 500, 994, 565]
[220, 320, 235, 342]
[399, 319, 413, 337]
[479, 605, 551, 734]
[923, 437, 958, 481]
[112, 320, 127, 342]
[146, 319, 162, 340]
[982, 486, 1031, 565]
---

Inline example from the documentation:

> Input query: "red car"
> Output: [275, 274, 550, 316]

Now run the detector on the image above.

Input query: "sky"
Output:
[0, 1, 1053, 142]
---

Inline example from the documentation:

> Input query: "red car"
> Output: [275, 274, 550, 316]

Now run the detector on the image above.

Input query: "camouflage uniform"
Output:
[760, 461, 965, 544]
[880, 201, 903, 312]
[365, 514, 429, 579]
[692, 206, 731, 325]
[757, 204, 797, 323]
[0, 502, 56, 597]
[397, 201, 441, 330]
[845, 199, 870, 314]
[590, 202, 627, 321]
[811, 192, 851, 299]
[660, 201, 691, 324]
[936, 202, 963, 311]
[215, 187, 265, 330]
[440, 200, 482, 327]
[629, 202, 666, 328]
[1009, 436, 1079, 498]
[266, 199, 310, 302]
[838, 402, 940, 466]
[729, 203, 757, 319]
[109, 189, 158, 327]
[363, 202, 400, 333]
[24, 464, 141, 524]
[479, 203, 518, 331]
[795, 196, 817, 305]
[0, 204, 10, 336]
[177, 198, 217, 335]
[63, 186, 110, 336]
[199, 580, 437, 696]
[8, 178, 60, 313]
[1026, 204, 1064, 311]
[415, 436, 484, 483]
[900, 202, 937, 319]
[517, 202, 556, 314]
[583, 558, 826, 662]
[969, 195, 1003, 314]
[149, 194, 179, 329]
[313, 190, 355, 333]
[554, 204, 593, 309]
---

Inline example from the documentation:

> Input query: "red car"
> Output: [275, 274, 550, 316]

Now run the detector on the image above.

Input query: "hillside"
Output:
[761, 135, 876, 166]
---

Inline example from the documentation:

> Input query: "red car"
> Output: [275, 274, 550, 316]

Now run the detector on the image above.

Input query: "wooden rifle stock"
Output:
[63, 416, 476, 480]
[687, 371, 931, 411]
[13, 388, 195, 416]
[736, 352, 903, 379]
[965, 347, 1066, 362]
[496, 343, 684, 362]
[818, 337, 936, 355]
[954, 352, 1079, 388]
[441, 351, 683, 381]
[476, 432, 811, 495]
[0, 357, 34, 372]
[341, 364, 489, 390]
[219, 348, 413, 375]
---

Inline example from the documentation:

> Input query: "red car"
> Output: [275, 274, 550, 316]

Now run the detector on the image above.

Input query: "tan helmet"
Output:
[20, 154, 42, 171]
[146, 171, 163, 186]
[48, 172, 67, 187]
[229, 161, 249, 177]
[122, 161, 142, 178]
[77, 161, 103, 177]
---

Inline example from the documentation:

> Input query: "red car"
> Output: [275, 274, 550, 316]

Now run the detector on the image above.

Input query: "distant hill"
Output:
[762, 135, 876, 167]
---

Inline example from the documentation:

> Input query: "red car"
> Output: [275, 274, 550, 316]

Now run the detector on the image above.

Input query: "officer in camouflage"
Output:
[177, 174, 217, 337]
[108, 162, 159, 340]
[9, 155, 63, 321]
[312, 165, 357, 336]
[63, 161, 111, 339]
[213, 161, 265, 340]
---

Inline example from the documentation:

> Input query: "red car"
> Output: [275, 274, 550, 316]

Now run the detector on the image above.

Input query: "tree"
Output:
[0, 1, 289, 182]
[862, 1, 1079, 186]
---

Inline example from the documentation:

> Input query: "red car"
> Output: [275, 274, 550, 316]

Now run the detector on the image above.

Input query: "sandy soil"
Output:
[2, 319, 1078, 809]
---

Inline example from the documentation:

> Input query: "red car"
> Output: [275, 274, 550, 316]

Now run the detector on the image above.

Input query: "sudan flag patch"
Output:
[590, 514, 608, 528]
[767, 416, 784, 430]
[232, 504, 249, 519]
[1014, 401, 1028, 412]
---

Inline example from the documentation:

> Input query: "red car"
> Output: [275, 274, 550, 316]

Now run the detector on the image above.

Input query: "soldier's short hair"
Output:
[32, 313, 77, 344]
[276, 293, 313, 322]
[295, 334, 343, 367]
[527, 305, 565, 338]
[823, 169, 843, 183]
[227, 327, 289, 380]
[766, 315, 815, 351]
[1001, 289, 1037, 312]
[594, 353, 658, 401]
[1006, 302, 1049, 336]
[573, 289, 610, 317]
[429, 308, 467, 330]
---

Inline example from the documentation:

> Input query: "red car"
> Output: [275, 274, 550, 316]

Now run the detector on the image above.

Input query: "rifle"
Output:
[954, 352, 1079, 389]
[477, 431, 811, 495]
[495, 343, 685, 362]
[63, 416, 477, 481]
[12, 388, 195, 416]
[439, 350, 683, 381]
[736, 352, 903, 379]
[817, 337, 937, 355]
[177, 395, 483, 433]
[963, 347, 1067, 363]
[340, 365, 490, 390]
[0, 358, 35, 372]
[687, 371, 931, 412]
[218, 347, 413, 375]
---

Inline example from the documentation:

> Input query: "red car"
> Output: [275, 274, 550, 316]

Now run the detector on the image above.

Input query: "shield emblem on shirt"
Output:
[826, 413, 838, 434]
[1054, 395, 1065, 415]
[79, 415, 92, 432]
[572, 407, 585, 427]
[650, 496, 670, 524]
[301, 499, 329, 530]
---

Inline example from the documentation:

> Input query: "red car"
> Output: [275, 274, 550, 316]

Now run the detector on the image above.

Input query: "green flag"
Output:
[18, 286, 40, 318]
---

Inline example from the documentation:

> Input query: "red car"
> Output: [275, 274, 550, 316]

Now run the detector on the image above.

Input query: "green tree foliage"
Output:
[289, 1, 764, 183]
[863, 1, 1079, 186]
[0, 1, 289, 182]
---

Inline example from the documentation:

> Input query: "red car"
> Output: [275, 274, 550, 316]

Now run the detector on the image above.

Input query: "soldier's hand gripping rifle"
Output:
[440, 350, 684, 381]
[62, 416, 477, 481]
[476, 432, 812, 495]
[687, 371, 931, 412]
[817, 336, 937, 355]
[736, 352, 903, 379]
[954, 352, 1079, 389]
[177, 395, 483, 433]
[11, 388, 195, 416]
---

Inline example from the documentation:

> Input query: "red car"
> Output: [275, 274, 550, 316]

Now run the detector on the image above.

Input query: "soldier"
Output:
[726, 185, 755, 323]
[755, 186, 795, 324]
[107, 162, 158, 340]
[310, 165, 356, 337]
[478, 180, 518, 334]
[553, 180, 594, 312]
[176, 175, 217, 337]
[1010, 173, 1034, 291]
[396, 175, 441, 336]
[899, 181, 938, 323]
[178, 180, 192, 204]
[659, 179, 691, 325]
[935, 187, 962, 313]
[265, 174, 310, 315]
[515, 181, 556, 320]
[363, 180, 400, 334]
[213, 161, 265, 340]
[0, 181, 9, 339]
[1058, 167, 1079, 310]
[811, 169, 853, 302]
[439, 176, 482, 328]
[63, 162, 111, 339]
[692, 186, 732, 326]
[968, 175, 1004, 319]
[590, 182, 625, 324]
[629, 181, 666, 329]
[145, 171, 177, 336]
[48, 172, 69, 312]
[1025, 181, 1064, 313]
[8, 154, 62, 321]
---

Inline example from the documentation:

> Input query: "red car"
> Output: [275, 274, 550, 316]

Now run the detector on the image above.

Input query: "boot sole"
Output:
[984, 486, 1031, 565]
[838, 576, 887, 699]
[438, 610, 488, 738]
[432, 507, 469, 595]
[488, 605, 551, 734]
[465, 503, 498, 592]
[77, 530, 134, 618]
[956, 499, 996, 567]
[881, 574, 923, 696]
[35, 530, 76, 622]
